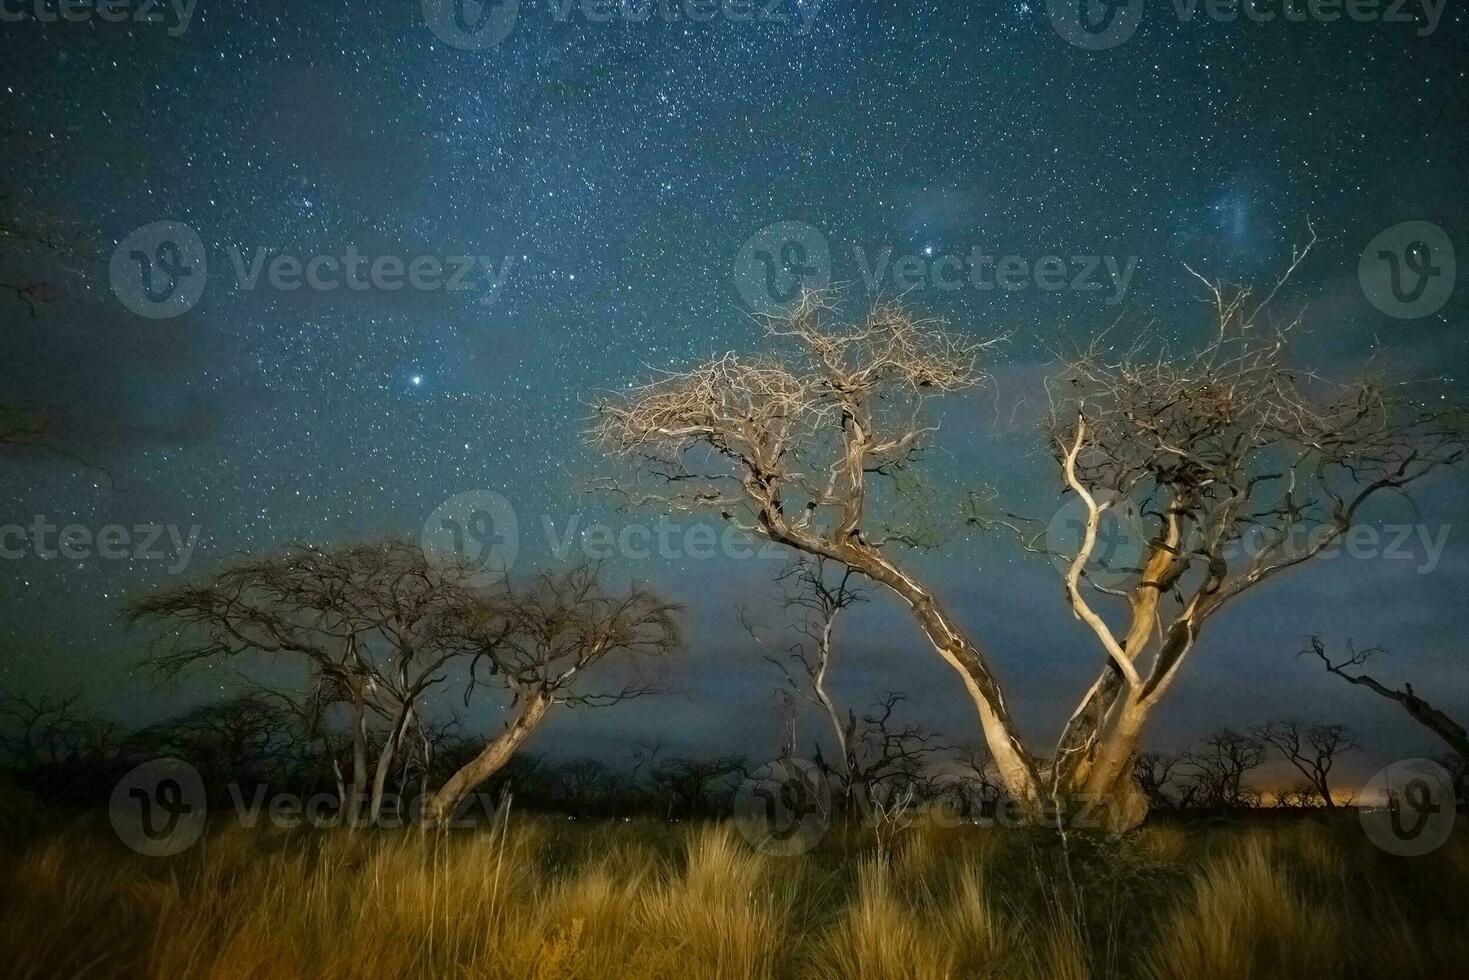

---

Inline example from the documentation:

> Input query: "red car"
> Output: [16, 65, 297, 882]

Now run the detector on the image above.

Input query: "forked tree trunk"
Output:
[421, 691, 553, 827]
[367, 704, 416, 825]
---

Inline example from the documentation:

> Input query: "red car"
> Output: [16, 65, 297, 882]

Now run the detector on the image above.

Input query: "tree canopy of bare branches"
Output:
[1252, 720, 1355, 808]
[128, 541, 680, 826]
[1039, 228, 1465, 827]
[596, 236, 1467, 832]
[594, 291, 1039, 806]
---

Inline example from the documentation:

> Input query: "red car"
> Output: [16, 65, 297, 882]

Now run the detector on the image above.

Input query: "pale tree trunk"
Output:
[843, 545, 1041, 806]
[349, 701, 369, 827]
[421, 691, 553, 827]
[367, 703, 415, 825]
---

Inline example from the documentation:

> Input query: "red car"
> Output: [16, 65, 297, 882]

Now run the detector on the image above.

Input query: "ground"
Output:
[0, 799, 1464, 979]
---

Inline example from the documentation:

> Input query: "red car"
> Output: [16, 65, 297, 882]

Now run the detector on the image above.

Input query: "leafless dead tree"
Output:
[1030, 225, 1466, 829]
[741, 556, 871, 808]
[0, 693, 122, 769]
[1306, 636, 1469, 765]
[422, 565, 679, 825]
[1252, 719, 1356, 808]
[593, 291, 1042, 808]
[128, 539, 487, 824]
[596, 240, 1466, 831]
[1183, 729, 1266, 809]
[129, 542, 680, 827]
[1131, 751, 1192, 811]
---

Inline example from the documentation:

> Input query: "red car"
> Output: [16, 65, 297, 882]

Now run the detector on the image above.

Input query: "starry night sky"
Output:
[2, 0, 1466, 789]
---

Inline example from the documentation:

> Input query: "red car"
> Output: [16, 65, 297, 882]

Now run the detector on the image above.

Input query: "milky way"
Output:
[2, 1, 1465, 783]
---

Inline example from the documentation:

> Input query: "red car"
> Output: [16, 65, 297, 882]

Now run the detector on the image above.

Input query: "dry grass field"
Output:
[1, 800, 1464, 980]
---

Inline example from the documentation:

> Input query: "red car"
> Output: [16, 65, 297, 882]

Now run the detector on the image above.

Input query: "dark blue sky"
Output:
[2, 0, 1466, 789]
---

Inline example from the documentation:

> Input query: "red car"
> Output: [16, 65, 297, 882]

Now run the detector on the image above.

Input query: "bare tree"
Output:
[942, 744, 1004, 820]
[422, 565, 679, 825]
[1029, 226, 1466, 829]
[1252, 719, 1355, 808]
[742, 556, 870, 808]
[1183, 729, 1266, 809]
[651, 756, 747, 818]
[593, 291, 1041, 807]
[1307, 636, 1469, 765]
[129, 542, 680, 827]
[596, 242, 1466, 830]
[842, 692, 948, 814]
[1131, 751, 1191, 811]
[128, 539, 488, 824]
[0, 693, 122, 770]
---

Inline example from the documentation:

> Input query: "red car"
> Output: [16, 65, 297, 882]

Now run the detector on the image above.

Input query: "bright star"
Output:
[410, 375, 423, 386]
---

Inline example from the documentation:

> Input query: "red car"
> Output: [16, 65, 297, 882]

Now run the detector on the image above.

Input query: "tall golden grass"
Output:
[0, 810, 1464, 979]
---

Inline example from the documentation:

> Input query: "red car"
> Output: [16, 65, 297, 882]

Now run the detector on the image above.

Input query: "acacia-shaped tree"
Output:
[129, 542, 679, 826]
[595, 238, 1466, 830]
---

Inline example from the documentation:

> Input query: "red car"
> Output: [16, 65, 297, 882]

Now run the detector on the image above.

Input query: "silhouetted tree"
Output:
[1307, 637, 1469, 765]
[1183, 730, 1266, 809]
[1252, 720, 1355, 808]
